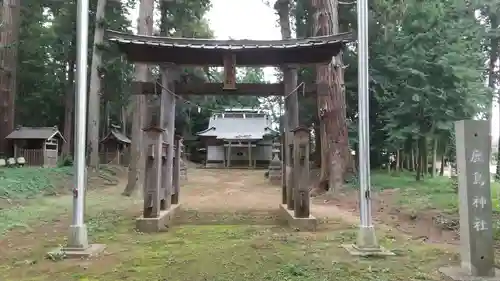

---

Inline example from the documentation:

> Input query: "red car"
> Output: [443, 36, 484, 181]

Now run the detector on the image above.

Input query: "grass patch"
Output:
[371, 171, 460, 213]
[0, 204, 452, 281]
[0, 167, 73, 199]
[356, 171, 500, 214]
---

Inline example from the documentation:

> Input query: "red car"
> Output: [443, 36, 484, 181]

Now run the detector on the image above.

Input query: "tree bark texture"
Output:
[440, 154, 445, 176]
[432, 138, 438, 177]
[87, 0, 107, 168]
[314, 123, 321, 167]
[62, 55, 75, 156]
[395, 150, 400, 171]
[0, 0, 21, 156]
[312, 0, 349, 192]
[121, 105, 127, 134]
[123, 0, 154, 196]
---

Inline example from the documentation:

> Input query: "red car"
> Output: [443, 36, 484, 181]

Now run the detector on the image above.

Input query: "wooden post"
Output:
[440, 120, 497, 279]
[281, 131, 287, 204]
[224, 144, 227, 168]
[42, 140, 47, 168]
[286, 141, 294, 210]
[142, 126, 163, 218]
[248, 141, 252, 168]
[223, 53, 236, 90]
[172, 135, 182, 204]
[160, 142, 170, 210]
[161, 66, 175, 208]
[285, 65, 299, 209]
[117, 144, 121, 165]
[227, 141, 232, 168]
[292, 126, 310, 218]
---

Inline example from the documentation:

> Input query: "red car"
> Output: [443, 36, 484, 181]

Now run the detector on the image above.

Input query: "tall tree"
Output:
[0, 0, 21, 156]
[312, 0, 349, 192]
[122, 0, 154, 196]
[87, 0, 108, 168]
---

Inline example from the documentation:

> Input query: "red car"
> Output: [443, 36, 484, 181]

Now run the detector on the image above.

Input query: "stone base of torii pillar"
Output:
[136, 204, 182, 233]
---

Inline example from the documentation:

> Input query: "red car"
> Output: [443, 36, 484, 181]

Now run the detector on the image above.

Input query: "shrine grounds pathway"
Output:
[0, 167, 462, 281]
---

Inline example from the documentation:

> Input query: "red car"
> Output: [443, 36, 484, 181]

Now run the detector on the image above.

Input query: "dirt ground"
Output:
[0, 167, 458, 253]
[314, 187, 461, 246]
[304, 167, 462, 246]
[0, 167, 459, 280]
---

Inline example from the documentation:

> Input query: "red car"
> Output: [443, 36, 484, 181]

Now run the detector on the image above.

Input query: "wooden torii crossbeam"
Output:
[131, 81, 318, 96]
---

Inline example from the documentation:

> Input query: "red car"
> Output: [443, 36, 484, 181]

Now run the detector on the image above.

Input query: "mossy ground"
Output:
[0, 168, 456, 281]
[0, 167, 72, 199]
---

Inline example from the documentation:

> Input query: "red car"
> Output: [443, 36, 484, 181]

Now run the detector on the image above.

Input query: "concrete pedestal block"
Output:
[342, 225, 394, 256]
[279, 203, 317, 231]
[136, 204, 181, 233]
[47, 224, 106, 259]
[341, 243, 395, 257]
[48, 244, 106, 259]
[439, 266, 500, 281]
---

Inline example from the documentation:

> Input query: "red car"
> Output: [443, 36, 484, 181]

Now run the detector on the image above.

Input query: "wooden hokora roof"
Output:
[100, 129, 131, 144]
[106, 30, 353, 66]
[6, 126, 66, 142]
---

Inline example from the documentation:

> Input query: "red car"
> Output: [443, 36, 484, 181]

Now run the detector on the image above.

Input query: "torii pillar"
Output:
[135, 64, 181, 233]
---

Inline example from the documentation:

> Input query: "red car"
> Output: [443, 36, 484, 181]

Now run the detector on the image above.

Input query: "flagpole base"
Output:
[47, 224, 106, 260]
[342, 225, 395, 256]
[67, 224, 89, 249]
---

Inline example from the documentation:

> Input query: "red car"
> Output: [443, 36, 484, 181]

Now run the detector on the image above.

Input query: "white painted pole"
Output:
[356, 0, 379, 249]
[68, 0, 90, 248]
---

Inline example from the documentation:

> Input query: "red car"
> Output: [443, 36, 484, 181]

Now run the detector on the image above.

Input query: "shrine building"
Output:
[197, 108, 278, 168]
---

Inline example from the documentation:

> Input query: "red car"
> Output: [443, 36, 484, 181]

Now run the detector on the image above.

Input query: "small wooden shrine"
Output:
[5, 125, 65, 167]
[100, 125, 131, 165]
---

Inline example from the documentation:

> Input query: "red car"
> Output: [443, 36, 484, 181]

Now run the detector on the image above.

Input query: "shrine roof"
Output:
[100, 130, 131, 144]
[106, 30, 352, 66]
[196, 111, 277, 139]
[6, 126, 65, 142]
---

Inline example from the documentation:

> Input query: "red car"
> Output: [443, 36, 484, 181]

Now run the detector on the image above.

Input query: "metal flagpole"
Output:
[68, 0, 90, 249]
[355, 0, 379, 250]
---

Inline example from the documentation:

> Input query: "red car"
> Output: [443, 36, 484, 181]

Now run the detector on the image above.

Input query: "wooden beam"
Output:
[223, 53, 236, 90]
[131, 82, 317, 96]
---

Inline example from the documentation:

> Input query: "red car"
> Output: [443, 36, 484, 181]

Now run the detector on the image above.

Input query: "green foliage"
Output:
[13, 0, 498, 179]
[366, 171, 500, 215]
[16, 0, 133, 131]
[291, 0, 497, 173]
[0, 167, 71, 199]
[57, 154, 73, 167]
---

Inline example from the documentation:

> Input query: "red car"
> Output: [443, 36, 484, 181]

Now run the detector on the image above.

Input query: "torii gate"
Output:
[107, 29, 351, 232]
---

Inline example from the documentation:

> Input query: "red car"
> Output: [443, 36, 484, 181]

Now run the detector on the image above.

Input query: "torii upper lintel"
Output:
[107, 30, 352, 66]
